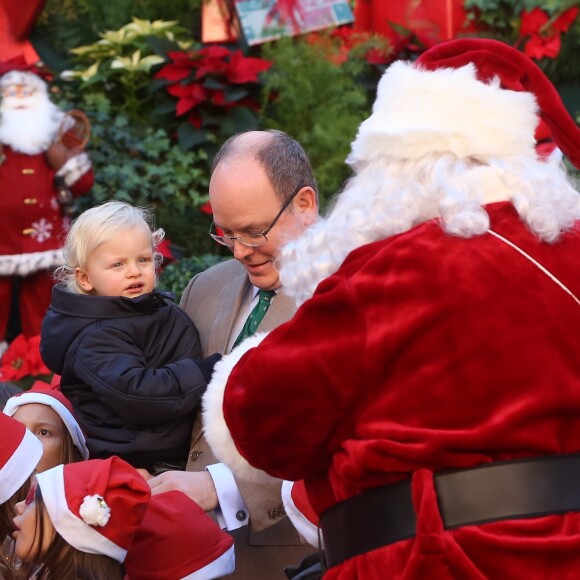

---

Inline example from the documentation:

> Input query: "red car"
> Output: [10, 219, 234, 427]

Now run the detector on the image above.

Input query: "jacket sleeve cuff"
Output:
[202, 332, 276, 483]
[56, 152, 92, 186]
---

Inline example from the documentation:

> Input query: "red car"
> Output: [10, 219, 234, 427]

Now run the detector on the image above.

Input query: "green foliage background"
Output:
[36, 0, 202, 57]
[259, 37, 371, 206]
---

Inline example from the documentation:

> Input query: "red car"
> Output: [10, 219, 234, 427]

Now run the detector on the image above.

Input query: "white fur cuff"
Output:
[56, 152, 92, 186]
[202, 333, 276, 483]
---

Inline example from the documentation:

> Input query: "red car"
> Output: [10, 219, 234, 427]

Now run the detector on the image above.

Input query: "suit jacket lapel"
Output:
[207, 269, 250, 355]
[260, 290, 296, 332]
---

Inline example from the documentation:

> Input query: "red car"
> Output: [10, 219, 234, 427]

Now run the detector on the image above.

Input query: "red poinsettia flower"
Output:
[519, 7, 579, 60]
[194, 52, 230, 80]
[167, 83, 208, 116]
[156, 238, 175, 263]
[198, 45, 232, 60]
[211, 89, 238, 108]
[155, 51, 198, 82]
[159, 44, 270, 133]
[0, 334, 50, 381]
[225, 51, 272, 84]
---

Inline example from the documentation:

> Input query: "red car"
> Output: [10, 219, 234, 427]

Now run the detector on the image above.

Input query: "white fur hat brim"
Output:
[4, 393, 89, 460]
[347, 61, 539, 169]
[0, 428, 42, 504]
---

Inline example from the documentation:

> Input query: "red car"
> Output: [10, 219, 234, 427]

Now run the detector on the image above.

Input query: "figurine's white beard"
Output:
[0, 95, 63, 155]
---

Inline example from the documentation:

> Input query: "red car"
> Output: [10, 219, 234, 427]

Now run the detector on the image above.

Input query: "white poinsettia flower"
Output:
[79, 494, 111, 527]
[111, 51, 164, 72]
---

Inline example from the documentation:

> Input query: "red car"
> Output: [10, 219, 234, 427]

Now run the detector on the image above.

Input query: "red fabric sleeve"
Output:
[223, 271, 368, 481]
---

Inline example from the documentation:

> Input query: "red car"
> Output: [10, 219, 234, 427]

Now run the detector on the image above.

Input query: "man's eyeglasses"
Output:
[209, 185, 304, 248]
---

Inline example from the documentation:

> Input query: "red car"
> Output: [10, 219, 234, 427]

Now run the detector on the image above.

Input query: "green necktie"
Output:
[233, 290, 275, 348]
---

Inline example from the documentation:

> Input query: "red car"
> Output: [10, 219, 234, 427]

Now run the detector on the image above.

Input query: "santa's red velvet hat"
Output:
[0, 413, 43, 504]
[35, 457, 150, 563]
[347, 38, 580, 170]
[4, 380, 89, 460]
[124, 490, 235, 580]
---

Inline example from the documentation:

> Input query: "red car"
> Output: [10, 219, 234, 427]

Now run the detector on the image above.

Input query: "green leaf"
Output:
[177, 122, 210, 149]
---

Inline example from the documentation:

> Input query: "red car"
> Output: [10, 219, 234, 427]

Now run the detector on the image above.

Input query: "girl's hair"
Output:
[1, 478, 32, 575]
[18, 487, 123, 580]
[1, 501, 16, 576]
[54, 201, 165, 294]
[0, 554, 17, 580]
[58, 430, 83, 468]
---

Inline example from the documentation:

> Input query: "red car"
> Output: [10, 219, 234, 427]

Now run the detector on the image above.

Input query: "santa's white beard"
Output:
[0, 95, 63, 155]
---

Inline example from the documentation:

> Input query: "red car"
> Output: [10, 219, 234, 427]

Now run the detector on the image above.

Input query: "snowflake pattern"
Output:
[31, 218, 53, 243]
[50, 197, 59, 211]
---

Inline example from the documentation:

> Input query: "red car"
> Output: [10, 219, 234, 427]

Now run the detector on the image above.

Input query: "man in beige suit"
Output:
[150, 129, 319, 578]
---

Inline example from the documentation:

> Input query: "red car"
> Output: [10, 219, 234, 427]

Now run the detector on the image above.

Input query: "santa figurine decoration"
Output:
[0, 62, 93, 352]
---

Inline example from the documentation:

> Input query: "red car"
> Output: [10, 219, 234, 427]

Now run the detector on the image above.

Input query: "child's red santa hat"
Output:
[35, 457, 150, 563]
[4, 380, 89, 460]
[124, 490, 235, 580]
[0, 413, 42, 504]
[347, 38, 580, 170]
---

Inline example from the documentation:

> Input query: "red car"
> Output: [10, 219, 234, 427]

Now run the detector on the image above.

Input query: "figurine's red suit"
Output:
[0, 70, 93, 342]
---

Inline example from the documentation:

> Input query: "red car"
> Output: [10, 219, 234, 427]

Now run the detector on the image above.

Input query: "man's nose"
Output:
[232, 239, 255, 259]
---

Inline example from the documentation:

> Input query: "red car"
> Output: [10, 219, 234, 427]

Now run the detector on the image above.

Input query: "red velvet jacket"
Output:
[218, 202, 580, 579]
[0, 146, 93, 273]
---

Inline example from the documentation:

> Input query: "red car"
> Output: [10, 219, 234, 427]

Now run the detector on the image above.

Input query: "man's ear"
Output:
[75, 267, 93, 292]
[296, 187, 318, 225]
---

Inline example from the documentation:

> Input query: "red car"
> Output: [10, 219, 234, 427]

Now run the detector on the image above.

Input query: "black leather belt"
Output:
[320, 453, 580, 569]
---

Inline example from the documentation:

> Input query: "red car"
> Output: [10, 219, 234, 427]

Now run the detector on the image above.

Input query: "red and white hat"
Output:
[35, 457, 150, 563]
[4, 380, 89, 460]
[281, 480, 322, 548]
[124, 490, 235, 580]
[0, 413, 43, 504]
[347, 38, 580, 171]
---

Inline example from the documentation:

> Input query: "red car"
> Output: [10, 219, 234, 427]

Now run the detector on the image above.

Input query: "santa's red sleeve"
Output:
[202, 270, 367, 482]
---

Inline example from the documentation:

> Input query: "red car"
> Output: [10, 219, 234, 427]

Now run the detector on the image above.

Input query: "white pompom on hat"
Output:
[0, 413, 43, 504]
[35, 457, 150, 563]
[347, 38, 580, 171]
[3, 380, 89, 460]
[124, 490, 235, 580]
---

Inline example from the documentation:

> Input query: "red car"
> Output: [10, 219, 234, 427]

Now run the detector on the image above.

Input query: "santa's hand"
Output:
[149, 470, 219, 511]
[54, 151, 92, 187]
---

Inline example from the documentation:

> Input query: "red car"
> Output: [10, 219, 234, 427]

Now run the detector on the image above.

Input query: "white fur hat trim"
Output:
[347, 61, 539, 169]
[4, 392, 89, 460]
[0, 428, 42, 504]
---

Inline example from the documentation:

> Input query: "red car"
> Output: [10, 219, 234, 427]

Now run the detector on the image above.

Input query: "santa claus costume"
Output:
[0, 66, 93, 343]
[203, 39, 580, 579]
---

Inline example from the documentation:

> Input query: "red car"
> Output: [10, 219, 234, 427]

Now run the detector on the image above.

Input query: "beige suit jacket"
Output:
[180, 259, 315, 578]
